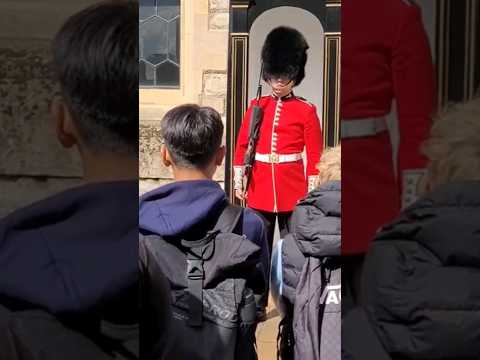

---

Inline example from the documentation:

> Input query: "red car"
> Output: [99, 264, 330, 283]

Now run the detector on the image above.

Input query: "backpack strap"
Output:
[100, 320, 139, 359]
[182, 204, 242, 327]
[277, 314, 295, 360]
[185, 252, 204, 327]
[181, 232, 216, 328]
[213, 204, 244, 234]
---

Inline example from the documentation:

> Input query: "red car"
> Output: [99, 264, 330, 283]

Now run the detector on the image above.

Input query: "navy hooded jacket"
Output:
[0, 181, 138, 322]
[139, 180, 269, 283]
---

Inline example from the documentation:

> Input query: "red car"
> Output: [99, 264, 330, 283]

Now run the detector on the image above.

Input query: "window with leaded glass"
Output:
[139, 0, 180, 88]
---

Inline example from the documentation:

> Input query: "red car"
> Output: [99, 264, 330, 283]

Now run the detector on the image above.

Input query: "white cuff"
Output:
[308, 175, 318, 192]
[234, 166, 245, 191]
[402, 169, 427, 209]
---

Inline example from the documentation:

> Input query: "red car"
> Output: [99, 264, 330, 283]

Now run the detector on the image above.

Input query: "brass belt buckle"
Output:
[269, 153, 279, 163]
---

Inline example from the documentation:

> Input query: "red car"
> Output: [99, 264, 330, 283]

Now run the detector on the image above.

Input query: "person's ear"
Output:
[50, 96, 77, 149]
[161, 144, 172, 167]
[215, 145, 226, 166]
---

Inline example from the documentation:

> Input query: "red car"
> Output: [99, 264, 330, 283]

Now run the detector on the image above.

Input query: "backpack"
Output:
[275, 241, 341, 360]
[140, 204, 261, 360]
[0, 304, 139, 360]
[293, 257, 341, 360]
[273, 184, 341, 360]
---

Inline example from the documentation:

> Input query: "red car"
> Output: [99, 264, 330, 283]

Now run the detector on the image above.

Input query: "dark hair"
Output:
[52, 0, 138, 154]
[161, 104, 224, 169]
[261, 26, 309, 86]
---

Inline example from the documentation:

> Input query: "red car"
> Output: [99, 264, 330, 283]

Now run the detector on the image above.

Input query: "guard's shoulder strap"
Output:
[213, 204, 244, 234]
[401, 0, 417, 6]
[296, 96, 314, 107]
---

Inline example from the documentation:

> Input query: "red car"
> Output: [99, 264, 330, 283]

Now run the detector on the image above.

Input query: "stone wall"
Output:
[0, 1, 98, 217]
[139, 0, 230, 194]
[0, 1, 231, 217]
[209, 0, 230, 31]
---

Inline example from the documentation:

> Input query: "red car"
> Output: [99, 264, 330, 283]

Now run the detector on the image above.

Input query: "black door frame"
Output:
[225, 0, 341, 202]
[436, 0, 479, 109]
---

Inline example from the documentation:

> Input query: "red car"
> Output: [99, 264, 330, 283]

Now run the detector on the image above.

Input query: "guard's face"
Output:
[268, 75, 294, 97]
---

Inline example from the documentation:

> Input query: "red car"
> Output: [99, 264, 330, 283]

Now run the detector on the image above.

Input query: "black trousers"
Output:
[254, 210, 293, 258]
[252, 210, 292, 313]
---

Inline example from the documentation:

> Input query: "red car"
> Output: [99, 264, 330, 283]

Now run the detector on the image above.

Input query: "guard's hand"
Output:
[235, 189, 246, 201]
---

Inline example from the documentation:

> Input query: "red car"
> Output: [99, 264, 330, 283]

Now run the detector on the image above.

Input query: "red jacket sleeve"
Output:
[304, 105, 323, 176]
[233, 101, 254, 167]
[392, 4, 435, 175]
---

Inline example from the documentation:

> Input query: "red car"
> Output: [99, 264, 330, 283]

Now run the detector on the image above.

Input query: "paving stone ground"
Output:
[256, 303, 281, 360]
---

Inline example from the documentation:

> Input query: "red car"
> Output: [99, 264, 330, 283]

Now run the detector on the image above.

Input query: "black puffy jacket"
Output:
[276, 181, 341, 306]
[273, 181, 341, 360]
[345, 181, 480, 359]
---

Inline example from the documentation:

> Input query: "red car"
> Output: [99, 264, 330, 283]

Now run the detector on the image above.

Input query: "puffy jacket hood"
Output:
[364, 181, 480, 359]
[377, 181, 480, 266]
[292, 181, 341, 257]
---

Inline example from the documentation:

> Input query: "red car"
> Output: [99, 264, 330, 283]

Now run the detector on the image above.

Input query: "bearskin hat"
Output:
[261, 26, 309, 86]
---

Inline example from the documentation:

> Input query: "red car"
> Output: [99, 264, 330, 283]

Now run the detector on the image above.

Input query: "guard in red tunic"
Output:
[233, 26, 323, 252]
[342, 0, 436, 306]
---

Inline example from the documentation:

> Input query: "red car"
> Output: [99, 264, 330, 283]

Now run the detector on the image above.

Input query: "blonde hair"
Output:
[316, 145, 341, 187]
[422, 97, 480, 188]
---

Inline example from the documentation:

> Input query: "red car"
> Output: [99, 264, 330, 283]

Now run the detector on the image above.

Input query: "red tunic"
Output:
[234, 94, 323, 212]
[342, 0, 436, 254]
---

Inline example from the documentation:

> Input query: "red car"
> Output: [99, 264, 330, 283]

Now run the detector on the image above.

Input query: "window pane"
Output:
[139, 0, 156, 21]
[139, 60, 155, 86]
[156, 62, 179, 88]
[139, 0, 180, 88]
[157, 0, 180, 21]
[167, 18, 180, 64]
[140, 17, 168, 65]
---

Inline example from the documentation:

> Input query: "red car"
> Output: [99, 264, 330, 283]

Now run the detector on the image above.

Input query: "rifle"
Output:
[243, 63, 264, 196]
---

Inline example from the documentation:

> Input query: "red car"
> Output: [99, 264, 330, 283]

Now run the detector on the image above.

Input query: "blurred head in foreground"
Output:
[420, 97, 480, 193]
[51, 0, 138, 182]
[316, 145, 341, 187]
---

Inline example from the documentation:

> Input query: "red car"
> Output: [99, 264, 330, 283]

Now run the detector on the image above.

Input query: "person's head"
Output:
[316, 145, 341, 187]
[420, 97, 480, 192]
[160, 104, 225, 180]
[261, 26, 309, 97]
[51, 0, 138, 158]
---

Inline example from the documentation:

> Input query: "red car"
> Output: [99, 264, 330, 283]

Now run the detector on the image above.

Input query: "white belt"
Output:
[341, 117, 388, 139]
[255, 152, 303, 164]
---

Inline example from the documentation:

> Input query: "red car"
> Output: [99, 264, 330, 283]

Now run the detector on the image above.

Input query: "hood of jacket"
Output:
[292, 181, 341, 257]
[139, 180, 229, 241]
[364, 181, 480, 359]
[0, 181, 138, 317]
